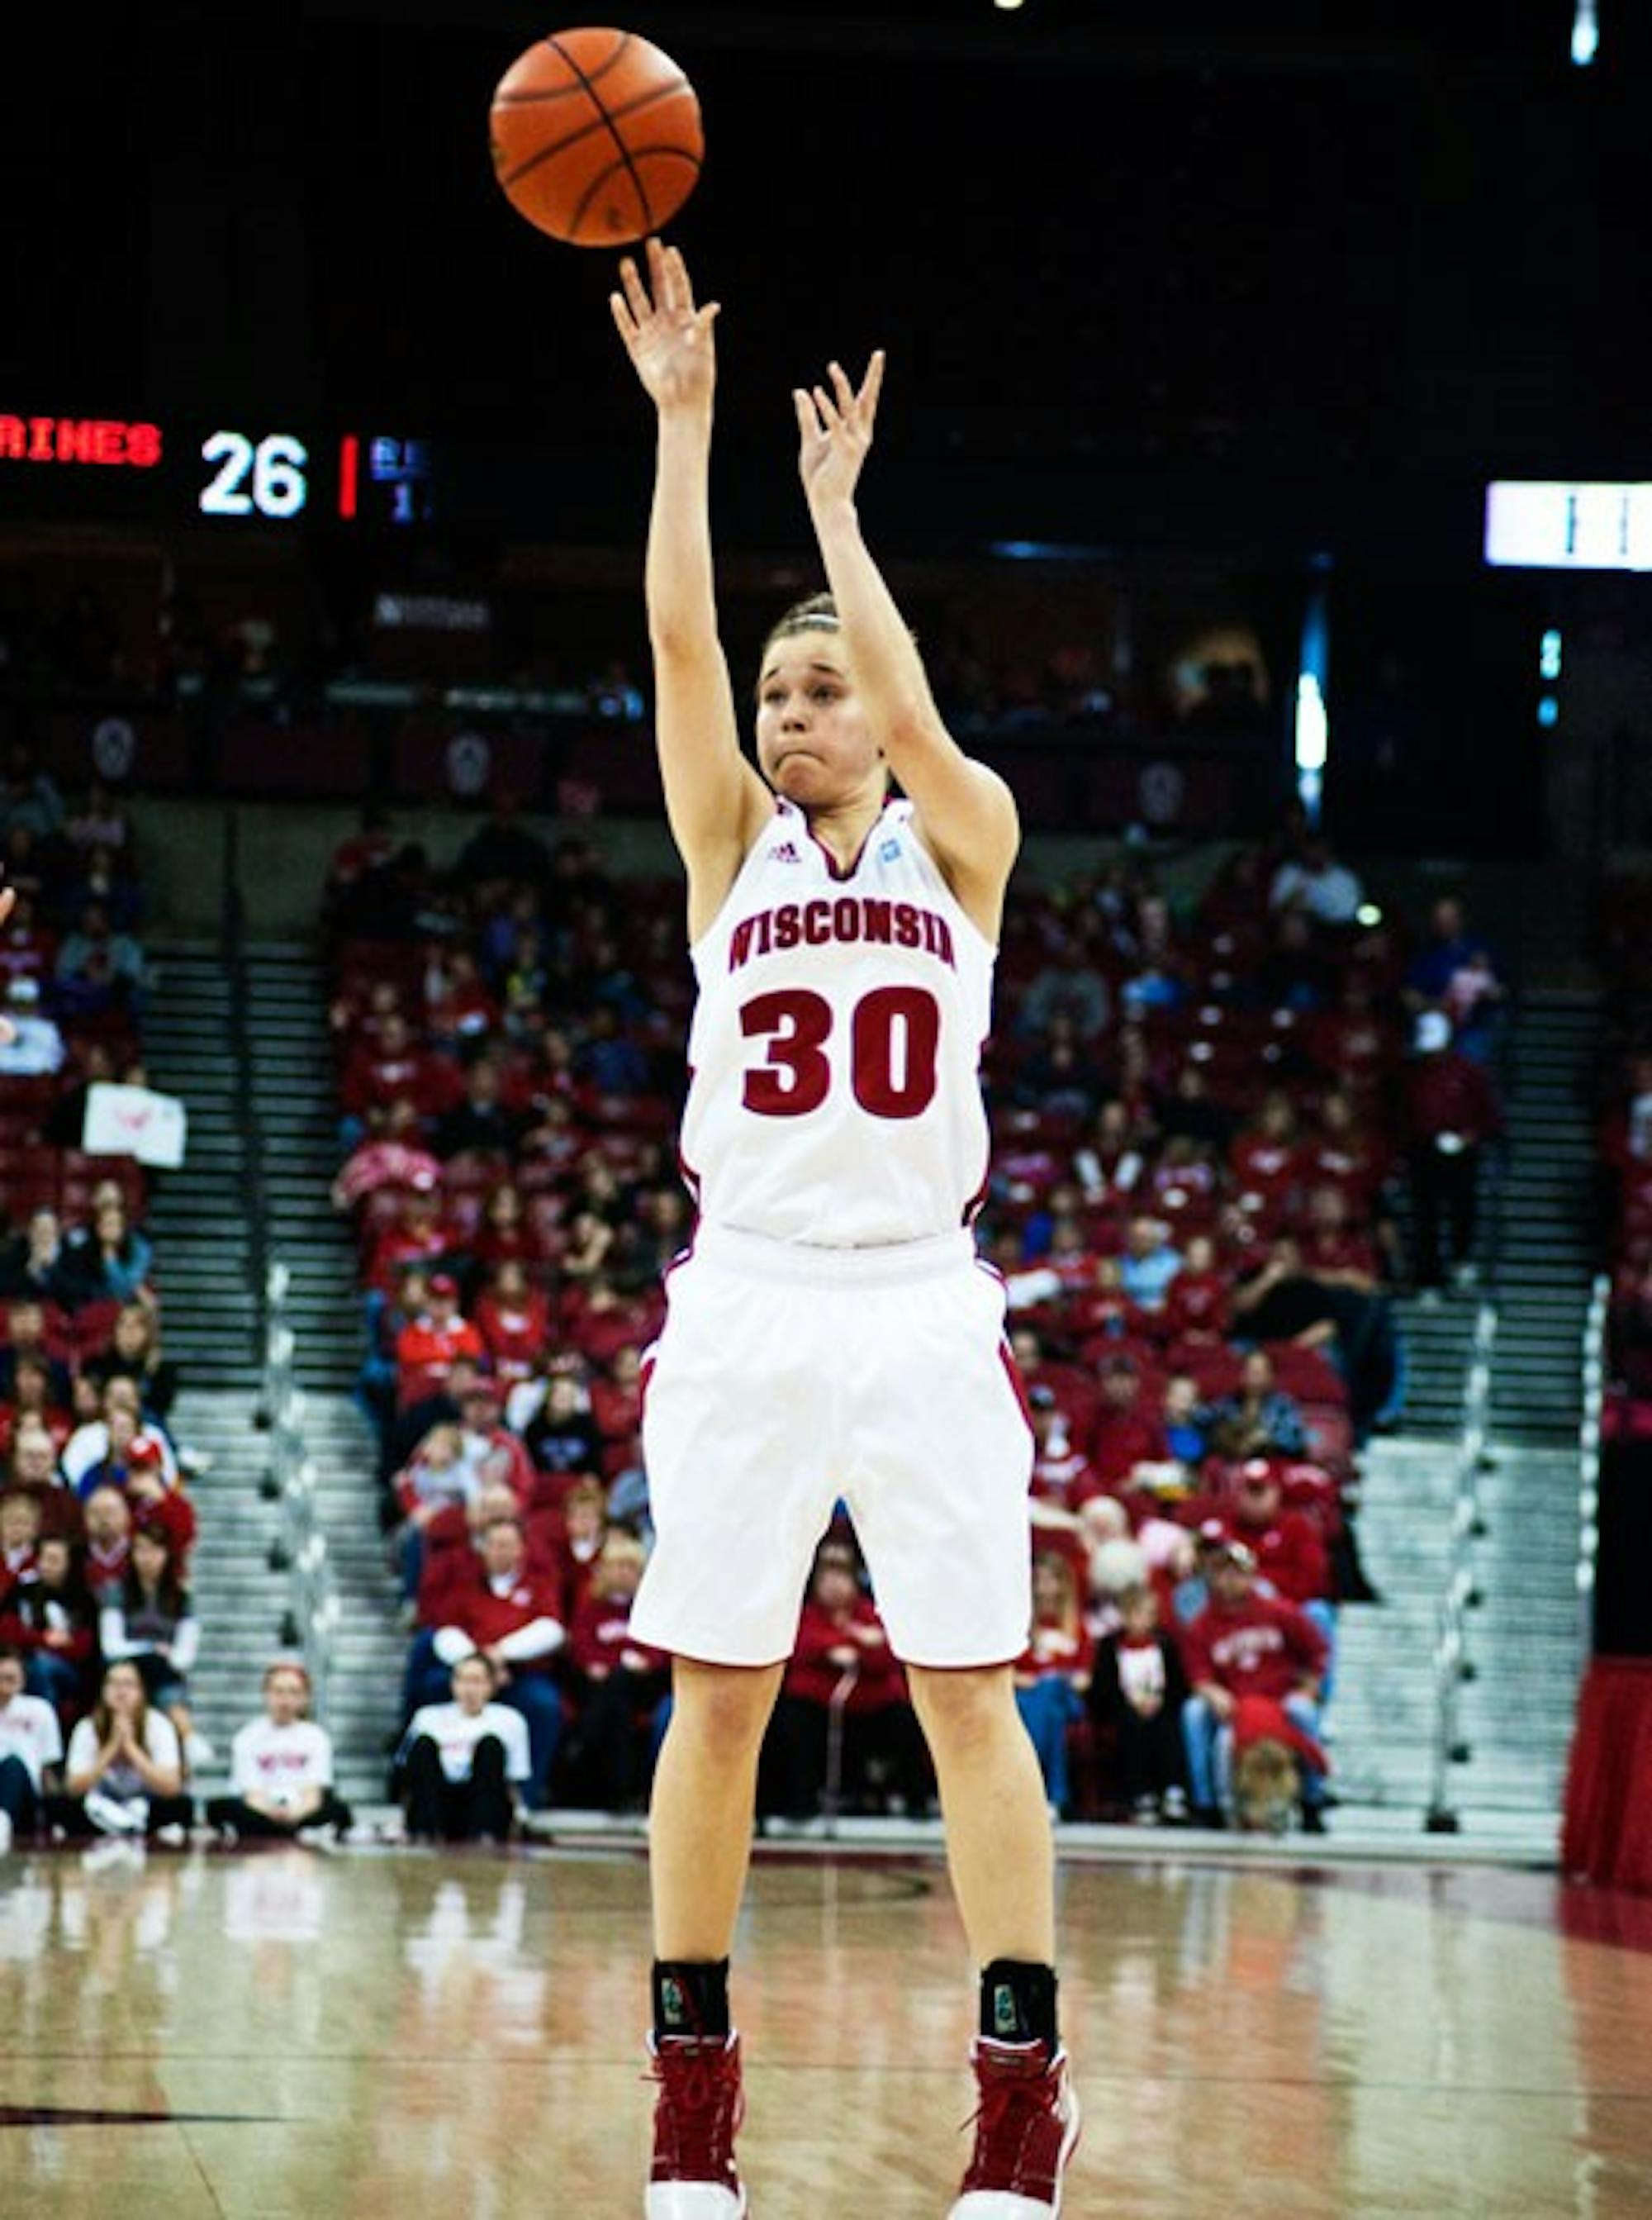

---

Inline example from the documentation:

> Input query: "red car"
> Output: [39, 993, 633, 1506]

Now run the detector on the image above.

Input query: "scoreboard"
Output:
[0, 411, 436, 527]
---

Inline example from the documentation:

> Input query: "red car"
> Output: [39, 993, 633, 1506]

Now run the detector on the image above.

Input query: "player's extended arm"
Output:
[611, 239, 771, 934]
[795, 358, 1018, 936]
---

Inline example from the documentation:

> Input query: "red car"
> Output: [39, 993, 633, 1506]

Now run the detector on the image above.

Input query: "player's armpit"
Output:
[901, 747, 1020, 933]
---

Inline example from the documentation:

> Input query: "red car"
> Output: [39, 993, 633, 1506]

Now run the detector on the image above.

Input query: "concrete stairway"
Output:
[140, 936, 261, 1390]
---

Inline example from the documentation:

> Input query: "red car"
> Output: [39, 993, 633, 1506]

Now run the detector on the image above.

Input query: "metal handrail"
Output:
[261, 1260, 339, 1720]
[1425, 1300, 1498, 1833]
[1576, 1274, 1610, 1668]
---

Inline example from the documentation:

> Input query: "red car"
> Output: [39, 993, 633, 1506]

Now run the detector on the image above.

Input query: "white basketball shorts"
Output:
[630, 1223, 1036, 1669]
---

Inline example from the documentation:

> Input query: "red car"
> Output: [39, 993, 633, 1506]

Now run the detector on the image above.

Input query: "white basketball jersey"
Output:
[680, 798, 997, 1246]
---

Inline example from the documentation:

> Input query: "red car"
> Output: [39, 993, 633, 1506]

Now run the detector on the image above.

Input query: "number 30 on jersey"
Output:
[740, 986, 939, 1120]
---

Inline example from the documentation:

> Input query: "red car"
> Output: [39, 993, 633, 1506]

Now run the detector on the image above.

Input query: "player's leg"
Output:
[646, 1657, 784, 2220]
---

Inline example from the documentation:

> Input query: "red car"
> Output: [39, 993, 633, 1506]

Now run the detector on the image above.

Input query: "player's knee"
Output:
[671, 1660, 781, 1757]
[907, 1663, 1017, 1759]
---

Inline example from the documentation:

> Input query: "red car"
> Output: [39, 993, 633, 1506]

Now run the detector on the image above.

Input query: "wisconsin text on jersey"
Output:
[725, 897, 958, 973]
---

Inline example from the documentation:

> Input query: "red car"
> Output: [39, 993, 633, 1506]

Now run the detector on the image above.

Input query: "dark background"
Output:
[2, 2, 1650, 843]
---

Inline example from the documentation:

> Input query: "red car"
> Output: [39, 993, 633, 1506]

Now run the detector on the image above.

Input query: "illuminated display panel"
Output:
[1485, 481, 1652, 573]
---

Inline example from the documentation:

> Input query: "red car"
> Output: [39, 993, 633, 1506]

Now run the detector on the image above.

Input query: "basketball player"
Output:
[610, 237, 1079, 2218]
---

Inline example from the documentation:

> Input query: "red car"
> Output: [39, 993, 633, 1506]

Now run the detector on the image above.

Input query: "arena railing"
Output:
[1575, 1274, 1610, 1668]
[258, 1261, 341, 1721]
[1424, 1299, 1498, 1833]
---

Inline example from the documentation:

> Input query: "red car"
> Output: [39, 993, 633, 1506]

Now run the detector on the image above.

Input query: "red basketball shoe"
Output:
[948, 2037, 1080, 2216]
[645, 2031, 750, 2218]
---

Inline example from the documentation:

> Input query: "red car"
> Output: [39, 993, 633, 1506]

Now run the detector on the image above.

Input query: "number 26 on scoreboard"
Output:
[198, 430, 308, 520]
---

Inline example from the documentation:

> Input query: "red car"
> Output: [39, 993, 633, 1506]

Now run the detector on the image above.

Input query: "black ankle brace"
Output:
[653, 1957, 732, 2042]
[980, 1959, 1059, 2049]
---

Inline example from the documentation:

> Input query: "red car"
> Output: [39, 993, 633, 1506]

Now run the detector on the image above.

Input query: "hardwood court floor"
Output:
[2, 1841, 1651, 2218]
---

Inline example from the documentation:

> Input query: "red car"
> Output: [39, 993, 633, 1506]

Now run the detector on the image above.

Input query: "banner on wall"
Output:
[83, 1081, 188, 1169]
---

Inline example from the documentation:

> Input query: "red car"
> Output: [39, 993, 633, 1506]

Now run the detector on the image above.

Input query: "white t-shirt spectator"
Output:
[0, 1690, 64, 1790]
[65, 1709, 181, 1801]
[404, 1701, 531, 1785]
[1269, 858, 1365, 925]
[0, 1012, 65, 1077]
[230, 1718, 335, 1809]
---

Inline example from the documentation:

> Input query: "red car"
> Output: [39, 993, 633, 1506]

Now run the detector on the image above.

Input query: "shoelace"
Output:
[644, 2047, 746, 2175]
[958, 2066, 1058, 2191]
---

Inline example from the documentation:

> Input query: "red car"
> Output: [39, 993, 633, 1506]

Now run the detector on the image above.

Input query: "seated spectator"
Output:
[79, 1299, 178, 1426]
[563, 1531, 670, 1814]
[552, 1474, 611, 1622]
[45, 1657, 192, 1841]
[452, 1372, 536, 1505]
[399, 1651, 529, 1843]
[1403, 896, 1506, 1060]
[1228, 1090, 1304, 1231]
[767, 1539, 929, 1822]
[1229, 1234, 1398, 1440]
[1089, 1583, 1189, 1822]
[407, 1515, 566, 1808]
[525, 1372, 606, 1478]
[390, 1423, 473, 1602]
[0, 1298, 73, 1406]
[1157, 1371, 1208, 1477]
[1118, 1214, 1183, 1314]
[395, 1272, 486, 1408]
[330, 1096, 443, 1210]
[206, 1661, 354, 1842]
[474, 1258, 553, 1386]
[1160, 1231, 1230, 1344]
[1013, 1552, 1094, 1819]
[1018, 939, 1111, 1042]
[81, 1484, 131, 1600]
[0, 1206, 78, 1307]
[59, 1195, 154, 1308]
[0, 1639, 64, 1851]
[1028, 1386, 1102, 1527]
[99, 1524, 206, 1766]
[0, 1351, 74, 1462]
[1180, 1539, 1329, 1830]
[1089, 1356, 1172, 1499]
[0, 1533, 97, 1714]
[54, 901, 145, 1016]
[0, 976, 65, 1077]
[1268, 834, 1364, 926]
[1200, 1349, 1307, 1462]
[434, 1058, 522, 1162]
[0, 1489, 41, 1590]
[72, 1405, 174, 1500]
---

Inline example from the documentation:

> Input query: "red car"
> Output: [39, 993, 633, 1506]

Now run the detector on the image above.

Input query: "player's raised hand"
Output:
[795, 351, 885, 513]
[610, 236, 719, 414]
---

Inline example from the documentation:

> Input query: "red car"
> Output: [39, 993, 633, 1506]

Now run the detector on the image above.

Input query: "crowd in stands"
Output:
[314, 799, 1507, 1842]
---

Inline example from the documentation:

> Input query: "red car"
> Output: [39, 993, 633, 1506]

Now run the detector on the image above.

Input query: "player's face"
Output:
[754, 639, 881, 803]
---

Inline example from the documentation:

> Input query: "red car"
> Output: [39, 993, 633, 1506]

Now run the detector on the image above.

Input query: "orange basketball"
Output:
[489, 27, 704, 248]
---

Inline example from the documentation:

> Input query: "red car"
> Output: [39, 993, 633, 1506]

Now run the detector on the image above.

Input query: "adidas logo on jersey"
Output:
[770, 841, 802, 863]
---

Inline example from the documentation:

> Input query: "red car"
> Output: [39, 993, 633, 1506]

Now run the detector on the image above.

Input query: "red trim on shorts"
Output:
[998, 1338, 1035, 1438]
[637, 1352, 657, 1422]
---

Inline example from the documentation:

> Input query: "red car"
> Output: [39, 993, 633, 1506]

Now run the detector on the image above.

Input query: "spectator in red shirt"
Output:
[395, 1274, 487, 1408]
[339, 1010, 453, 1136]
[551, 1473, 610, 1623]
[768, 1538, 929, 1822]
[1402, 1009, 1502, 1295]
[330, 1097, 443, 1211]
[1180, 1540, 1328, 1829]
[1160, 1230, 1230, 1345]
[1089, 1355, 1172, 1494]
[565, 1530, 670, 1813]
[406, 1515, 566, 1809]
[365, 1190, 453, 1300]
[474, 1258, 551, 1386]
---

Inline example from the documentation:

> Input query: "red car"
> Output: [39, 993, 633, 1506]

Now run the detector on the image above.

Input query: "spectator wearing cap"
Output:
[1180, 1540, 1329, 1830]
[406, 1515, 566, 1808]
[1089, 1356, 1174, 1500]
[1402, 1009, 1502, 1296]
[395, 1273, 486, 1408]
[0, 975, 64, 1077]
[1090, 1583, 1190, 1822]
[1199, 1349, 1307, 1462]
[1226, 1460, 1337, 1697]
[453, 1371, 536, 1505]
